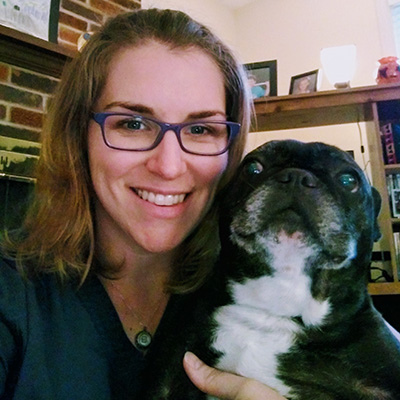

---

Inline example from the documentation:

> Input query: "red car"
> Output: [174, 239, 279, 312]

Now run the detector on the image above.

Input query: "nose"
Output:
[145, 130, 187, 179]
[274, 168, 318, 188]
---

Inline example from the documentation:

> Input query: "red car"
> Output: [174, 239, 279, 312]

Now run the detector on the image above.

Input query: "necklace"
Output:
[108, 281, 165, 351]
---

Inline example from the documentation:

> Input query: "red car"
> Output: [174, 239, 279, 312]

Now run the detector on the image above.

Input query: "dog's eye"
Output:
[244, 161, 263, 176]
[338, 173, 358, 192]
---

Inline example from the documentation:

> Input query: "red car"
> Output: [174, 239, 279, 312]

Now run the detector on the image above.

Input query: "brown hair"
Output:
[2, 8, 251, 292]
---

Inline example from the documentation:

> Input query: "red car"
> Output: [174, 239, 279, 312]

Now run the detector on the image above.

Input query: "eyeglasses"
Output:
[91, 112, 241, 156]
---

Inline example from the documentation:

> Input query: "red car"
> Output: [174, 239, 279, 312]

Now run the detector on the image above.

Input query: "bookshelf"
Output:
[252, 82, 400, 295]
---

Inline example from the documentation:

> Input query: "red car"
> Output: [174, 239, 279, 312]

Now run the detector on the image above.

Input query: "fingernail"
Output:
[184, 351, 201, 370]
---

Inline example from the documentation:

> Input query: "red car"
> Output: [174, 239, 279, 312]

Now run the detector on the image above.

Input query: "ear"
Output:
[371, 186, 382, 242]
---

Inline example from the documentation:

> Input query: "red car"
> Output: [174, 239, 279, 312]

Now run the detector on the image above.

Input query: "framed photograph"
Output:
[245, 60, 277, 99]
[289, 69, 319, 95]
[0, 0, 60, 42]
[0, 136, 40, 181]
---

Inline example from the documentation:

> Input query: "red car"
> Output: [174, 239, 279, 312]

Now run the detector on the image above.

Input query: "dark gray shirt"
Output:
[0, 256, 147, 399]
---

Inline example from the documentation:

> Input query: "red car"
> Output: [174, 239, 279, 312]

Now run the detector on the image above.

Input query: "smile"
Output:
[136, 189, 186, 206]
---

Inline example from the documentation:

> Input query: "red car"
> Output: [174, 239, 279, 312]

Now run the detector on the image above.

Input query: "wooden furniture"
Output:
[0, 24, 76, 78]
[252, 83, 400, 295]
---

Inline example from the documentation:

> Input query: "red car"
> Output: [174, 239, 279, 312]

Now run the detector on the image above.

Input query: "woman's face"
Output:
[88, 41, 228, 257]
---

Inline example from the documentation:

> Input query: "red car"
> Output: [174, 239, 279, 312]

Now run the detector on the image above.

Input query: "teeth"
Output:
[137, 190, 186, 206]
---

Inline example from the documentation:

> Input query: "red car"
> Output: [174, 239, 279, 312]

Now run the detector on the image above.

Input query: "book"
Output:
[380, 123, 397, 164]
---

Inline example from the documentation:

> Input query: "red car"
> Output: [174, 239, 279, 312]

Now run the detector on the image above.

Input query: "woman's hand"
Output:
[183, 352, 287, 400]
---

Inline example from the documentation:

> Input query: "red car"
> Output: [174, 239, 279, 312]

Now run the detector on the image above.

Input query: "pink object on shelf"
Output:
[376, 56, 400, 84]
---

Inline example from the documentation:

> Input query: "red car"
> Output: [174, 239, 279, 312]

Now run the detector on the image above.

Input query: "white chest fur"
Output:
[211, 305, 298, 396]
[210, 233, 331, 397]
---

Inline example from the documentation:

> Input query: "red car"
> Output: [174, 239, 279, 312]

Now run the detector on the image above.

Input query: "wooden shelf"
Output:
[369, 282, 400, 295]
[252, 82, 400, 132]
[385, 164, 400, 174]
[0, 24, 77, 77]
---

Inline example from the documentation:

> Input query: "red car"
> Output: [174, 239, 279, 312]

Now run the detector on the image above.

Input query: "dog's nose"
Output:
[274, 168, 318, 188]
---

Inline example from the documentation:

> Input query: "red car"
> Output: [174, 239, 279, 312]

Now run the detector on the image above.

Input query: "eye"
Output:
[338, 173, 358, 192]
[189, 125, 207, 135]
[185, 124, 222, 137]
[244, 160, 263, 176]
[124, 119, 147, 131]
[113, 116, 149, 132]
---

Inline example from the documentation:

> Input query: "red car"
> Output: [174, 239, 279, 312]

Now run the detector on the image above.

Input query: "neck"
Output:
[97, 248, 175, 292]
[100, 271, 171, 349]
[97, 252, 173, 349]
[93, 210, 177, 347]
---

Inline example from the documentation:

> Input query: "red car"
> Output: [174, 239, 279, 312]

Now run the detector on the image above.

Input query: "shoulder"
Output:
[0, 255, 28, 299]
[0, 254, 89, 347]
[0, 255, 34, 327]
[0, 254, 33, 366]
[0, 255, 67, 325]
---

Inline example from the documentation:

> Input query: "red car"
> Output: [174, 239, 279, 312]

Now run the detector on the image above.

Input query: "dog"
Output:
[141, 140, 400, 400]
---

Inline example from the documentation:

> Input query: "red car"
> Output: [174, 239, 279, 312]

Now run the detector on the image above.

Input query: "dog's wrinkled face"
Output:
[219, 140, 381, 321]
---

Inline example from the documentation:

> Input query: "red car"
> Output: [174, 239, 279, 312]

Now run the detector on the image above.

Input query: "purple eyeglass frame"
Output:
[91, 112, 241, 156]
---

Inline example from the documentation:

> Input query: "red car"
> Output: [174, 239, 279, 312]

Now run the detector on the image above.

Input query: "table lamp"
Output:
[320, 45, 357, 89]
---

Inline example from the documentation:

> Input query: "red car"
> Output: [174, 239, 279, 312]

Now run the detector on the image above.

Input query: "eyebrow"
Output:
[103, 102, 227, 120]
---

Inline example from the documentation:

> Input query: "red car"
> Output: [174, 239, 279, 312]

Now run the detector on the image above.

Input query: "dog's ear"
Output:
[371, 186, 382, 242]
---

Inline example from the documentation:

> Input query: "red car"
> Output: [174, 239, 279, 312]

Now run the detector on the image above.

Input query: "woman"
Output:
[0, 8, 286, 400]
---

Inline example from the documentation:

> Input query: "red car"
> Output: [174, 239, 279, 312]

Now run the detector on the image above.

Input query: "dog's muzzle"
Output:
[228, 165, 358, 273]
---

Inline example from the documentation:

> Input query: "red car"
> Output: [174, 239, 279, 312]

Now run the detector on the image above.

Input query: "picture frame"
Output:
[289, 69, 319, 95]
[0, 136, 40, 182]
[245, 60, 277, 99]
[0, 0, 60, 43]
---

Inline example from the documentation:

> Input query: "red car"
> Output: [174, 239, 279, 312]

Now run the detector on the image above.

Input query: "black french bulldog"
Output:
[141, 140, 400, 400]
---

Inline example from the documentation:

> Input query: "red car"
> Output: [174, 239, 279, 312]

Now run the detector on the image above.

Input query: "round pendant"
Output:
[135, 328, 152, 350]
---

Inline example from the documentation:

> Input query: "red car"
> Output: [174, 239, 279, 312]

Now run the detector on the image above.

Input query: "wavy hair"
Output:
[2, 8, 251, 292]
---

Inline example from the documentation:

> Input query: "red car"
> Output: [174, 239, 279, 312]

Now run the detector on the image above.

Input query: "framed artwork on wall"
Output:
[0, 135, 40, 181]
[245, 60, 277, 99]
[0, 0, 60, 42]
[289, 69, 319, 95]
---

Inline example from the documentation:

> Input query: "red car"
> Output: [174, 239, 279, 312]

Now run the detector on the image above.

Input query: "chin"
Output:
[140, 237, 184, 255]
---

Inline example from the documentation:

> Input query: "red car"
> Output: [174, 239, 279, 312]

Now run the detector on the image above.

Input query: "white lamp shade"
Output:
[320, 45, 357, 88]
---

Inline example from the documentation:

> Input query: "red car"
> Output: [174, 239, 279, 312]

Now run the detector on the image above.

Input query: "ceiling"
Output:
[216, 0, 258, 9]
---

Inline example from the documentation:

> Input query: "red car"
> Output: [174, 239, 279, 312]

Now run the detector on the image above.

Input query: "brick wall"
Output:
[0, 62, 56, 179]
[0, 0, 141, 184]
[59, 0, 141, 50]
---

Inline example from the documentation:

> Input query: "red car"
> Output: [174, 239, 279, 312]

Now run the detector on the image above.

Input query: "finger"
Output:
[183, 352, 286, 400]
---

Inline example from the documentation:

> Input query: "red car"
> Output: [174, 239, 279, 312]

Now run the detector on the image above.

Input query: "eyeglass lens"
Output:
[102, 114, 231, 155]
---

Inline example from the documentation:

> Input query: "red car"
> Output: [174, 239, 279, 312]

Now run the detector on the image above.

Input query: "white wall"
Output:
[141, 0, 396, 181]
[141, 0, 237, 50]
[234, 0, 397, 94]
[141, 0, 397, 93]
[233, 0, 397, 188]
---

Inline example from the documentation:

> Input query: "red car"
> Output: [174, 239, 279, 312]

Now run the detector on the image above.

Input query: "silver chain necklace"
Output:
[109, 281, 164, 350]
